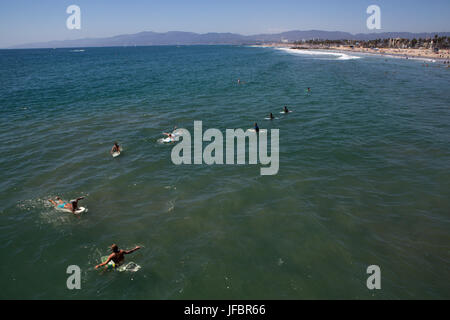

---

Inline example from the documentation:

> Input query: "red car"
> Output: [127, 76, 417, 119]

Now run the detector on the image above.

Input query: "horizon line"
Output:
[6, 29, 450, 50]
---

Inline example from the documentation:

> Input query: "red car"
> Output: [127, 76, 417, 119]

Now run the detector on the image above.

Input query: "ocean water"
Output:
[0, 46, 449, 299]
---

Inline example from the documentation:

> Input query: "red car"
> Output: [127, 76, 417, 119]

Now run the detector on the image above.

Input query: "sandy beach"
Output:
[255, 43, 450, 62]
[330, 46, 450, 61]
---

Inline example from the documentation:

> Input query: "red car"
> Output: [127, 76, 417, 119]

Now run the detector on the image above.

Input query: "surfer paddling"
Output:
[110, 142, 120, 155]
[48, 196, 84, 216]
[162, 127, 180, 142]
[162, 132, 176, 142]
[95, 244, 141, 269]
[254, 122, 260, 133]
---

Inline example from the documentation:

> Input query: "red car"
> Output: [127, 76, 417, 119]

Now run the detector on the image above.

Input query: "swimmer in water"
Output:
[254, 122, 259, 133]
[110, 142, 120, 155]
[283, 106, 289, 113]
[307, 87, 311, 93]
[95, 244, 141, 269]
[269, 113, 274, 120]
[48, 196, 85, 215]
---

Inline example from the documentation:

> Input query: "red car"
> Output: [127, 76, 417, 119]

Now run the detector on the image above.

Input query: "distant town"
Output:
[292, 35, 450, 50]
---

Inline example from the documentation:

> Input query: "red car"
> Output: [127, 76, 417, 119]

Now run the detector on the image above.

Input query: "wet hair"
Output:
[111, 244, 119, 253]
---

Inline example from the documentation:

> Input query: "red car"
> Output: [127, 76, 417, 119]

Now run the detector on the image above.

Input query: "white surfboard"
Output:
[162, 137, 175, 143]
[159, 134, 180, 143]
[280, 111, 293, 114]
[112, 147, 122, 157]
[74, 207, 86, 214]
[57, 206, 86, 215]
[101, 256, 141, 272]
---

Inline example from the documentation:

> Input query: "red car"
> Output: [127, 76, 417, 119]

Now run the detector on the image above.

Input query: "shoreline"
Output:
[329, 46, 450, 62]
[254, 43, 450, 63]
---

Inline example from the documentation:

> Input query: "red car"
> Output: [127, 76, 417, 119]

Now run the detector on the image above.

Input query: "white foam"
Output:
[276, 48, 360, 60]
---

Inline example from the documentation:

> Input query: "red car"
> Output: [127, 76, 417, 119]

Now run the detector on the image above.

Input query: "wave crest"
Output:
[276, 48, 360, 60]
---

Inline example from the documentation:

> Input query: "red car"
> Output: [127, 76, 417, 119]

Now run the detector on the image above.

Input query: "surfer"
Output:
[48, 196, 84, 215]
[162, 132, 176, 142]
[283, 106, 289, 113]
[95, 244, 141, 269]
[307, 87, 311, 93]
[254, 122, 259, 133]
[269, 113, 274, 120]
[110, 142, 120, 155]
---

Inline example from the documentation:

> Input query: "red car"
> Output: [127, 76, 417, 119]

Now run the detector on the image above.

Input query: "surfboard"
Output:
[74, 207, 86, 214]
[264, 117, 278, 120]
[112, 147, 122, 157]
[56, 206, 86, 215]
[101, 256, 141, 272]
[160, 135, 180, 143]
[280, 111, 293, 114]
[161, 137, 175, 143]
[248, 128, 267, 133]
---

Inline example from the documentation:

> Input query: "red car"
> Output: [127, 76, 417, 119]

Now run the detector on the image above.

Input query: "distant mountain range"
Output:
[9, 30, 450, 49]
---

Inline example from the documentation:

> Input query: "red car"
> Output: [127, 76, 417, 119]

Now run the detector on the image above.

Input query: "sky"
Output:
[0, 0, 449, 48]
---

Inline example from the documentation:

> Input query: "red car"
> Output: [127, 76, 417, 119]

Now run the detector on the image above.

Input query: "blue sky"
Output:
[0, 0, 449, 47]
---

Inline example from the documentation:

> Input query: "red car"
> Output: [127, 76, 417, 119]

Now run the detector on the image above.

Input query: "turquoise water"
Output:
[0, 46, 449, 299]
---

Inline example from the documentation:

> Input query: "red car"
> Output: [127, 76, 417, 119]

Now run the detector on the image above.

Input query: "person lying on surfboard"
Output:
[162, 132, 175, 141]
[110, 142, 120, 155]
[95, 244, 141, 269]
[48, 196, 84, 215]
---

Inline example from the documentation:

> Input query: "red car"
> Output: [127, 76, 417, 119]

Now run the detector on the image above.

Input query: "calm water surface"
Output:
[0, 46, 449, 299]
